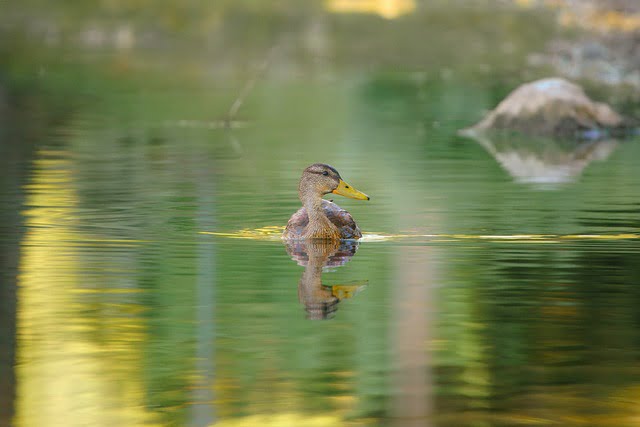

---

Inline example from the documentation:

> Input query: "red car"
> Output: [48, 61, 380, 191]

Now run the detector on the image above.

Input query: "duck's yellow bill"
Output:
[332, 179, 370, 200]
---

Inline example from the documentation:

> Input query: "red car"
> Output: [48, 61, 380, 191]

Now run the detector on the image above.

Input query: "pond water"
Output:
[1, 4, 640, 427]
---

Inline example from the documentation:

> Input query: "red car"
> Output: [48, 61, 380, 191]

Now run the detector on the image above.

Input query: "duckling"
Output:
[282, 163, 369, 240]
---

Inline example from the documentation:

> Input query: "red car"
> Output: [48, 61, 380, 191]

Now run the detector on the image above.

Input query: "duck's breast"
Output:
[282, 200, 362, 239]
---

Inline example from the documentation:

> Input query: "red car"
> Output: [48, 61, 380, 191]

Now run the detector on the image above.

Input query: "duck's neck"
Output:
[302, 194, 325, 222]
[301, 194, 340, 239]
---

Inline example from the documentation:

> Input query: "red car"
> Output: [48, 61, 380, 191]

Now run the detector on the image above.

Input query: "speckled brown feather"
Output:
[282, 163, 366, 240]
[283, 200, 362, 240]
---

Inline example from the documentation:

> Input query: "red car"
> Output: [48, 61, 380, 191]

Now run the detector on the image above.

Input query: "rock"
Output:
[462, 78, 626, 138]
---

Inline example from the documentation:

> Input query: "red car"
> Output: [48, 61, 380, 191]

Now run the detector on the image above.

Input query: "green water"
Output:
[1, 3, 640, 427]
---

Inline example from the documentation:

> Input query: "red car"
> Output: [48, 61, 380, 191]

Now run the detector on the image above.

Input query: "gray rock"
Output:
[462, 78, 625, 138]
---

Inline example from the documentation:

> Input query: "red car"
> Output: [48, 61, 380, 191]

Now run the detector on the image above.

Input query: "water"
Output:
[2, 3, 640, 427]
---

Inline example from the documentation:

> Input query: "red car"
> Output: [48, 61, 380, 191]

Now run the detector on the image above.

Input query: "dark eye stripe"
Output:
[308, 167, 340, 178]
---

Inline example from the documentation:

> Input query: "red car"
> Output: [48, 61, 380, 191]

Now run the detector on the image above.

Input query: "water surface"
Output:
[1, 4, 640, 427]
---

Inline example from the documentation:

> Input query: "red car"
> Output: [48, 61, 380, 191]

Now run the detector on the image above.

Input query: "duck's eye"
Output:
[322, 171, 329, 176]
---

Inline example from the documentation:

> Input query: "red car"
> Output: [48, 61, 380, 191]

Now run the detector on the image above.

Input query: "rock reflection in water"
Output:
[284, 240, 366, 320]
[461, 130, 618, 185]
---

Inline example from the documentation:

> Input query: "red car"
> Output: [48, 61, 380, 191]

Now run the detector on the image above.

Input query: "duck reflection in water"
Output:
[284, 239, 367, 320]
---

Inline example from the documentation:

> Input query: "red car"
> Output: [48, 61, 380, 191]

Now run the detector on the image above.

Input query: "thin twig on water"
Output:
[224, 45, 277, 129]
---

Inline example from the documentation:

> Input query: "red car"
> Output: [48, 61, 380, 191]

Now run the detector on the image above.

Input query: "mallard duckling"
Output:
[282, 163, 369, 240]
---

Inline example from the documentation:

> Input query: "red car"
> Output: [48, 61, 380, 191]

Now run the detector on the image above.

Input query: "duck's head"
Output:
[298, 163, 370, 201]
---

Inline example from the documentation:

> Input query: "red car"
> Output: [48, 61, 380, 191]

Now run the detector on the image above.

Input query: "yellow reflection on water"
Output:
[213, 413, 342, 427]
[200, 226, 286, 240]
[201, 227, 639, 243]
[16, 150, 159, 427]
[325, 0, 415, 19]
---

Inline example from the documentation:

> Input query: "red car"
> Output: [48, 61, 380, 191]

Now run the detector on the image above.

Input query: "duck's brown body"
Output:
[283, 199, 362, 240]
[282, 163, 369, 241]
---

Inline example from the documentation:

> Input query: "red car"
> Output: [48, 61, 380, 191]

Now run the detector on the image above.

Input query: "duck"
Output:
[282, 163, 369, 240]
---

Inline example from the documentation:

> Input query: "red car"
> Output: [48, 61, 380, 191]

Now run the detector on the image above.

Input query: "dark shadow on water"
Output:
[284, 240, 366, 320]
[461, 130, 619, 187]
[0, 80, 41, 426]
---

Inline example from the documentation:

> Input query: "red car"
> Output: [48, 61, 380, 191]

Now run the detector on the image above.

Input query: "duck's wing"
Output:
[322, 200, 362, 239]
[282, 207, 309, 239]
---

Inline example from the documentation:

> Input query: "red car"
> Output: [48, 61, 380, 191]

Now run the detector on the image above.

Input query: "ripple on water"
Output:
[199, 227, 640, 243]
